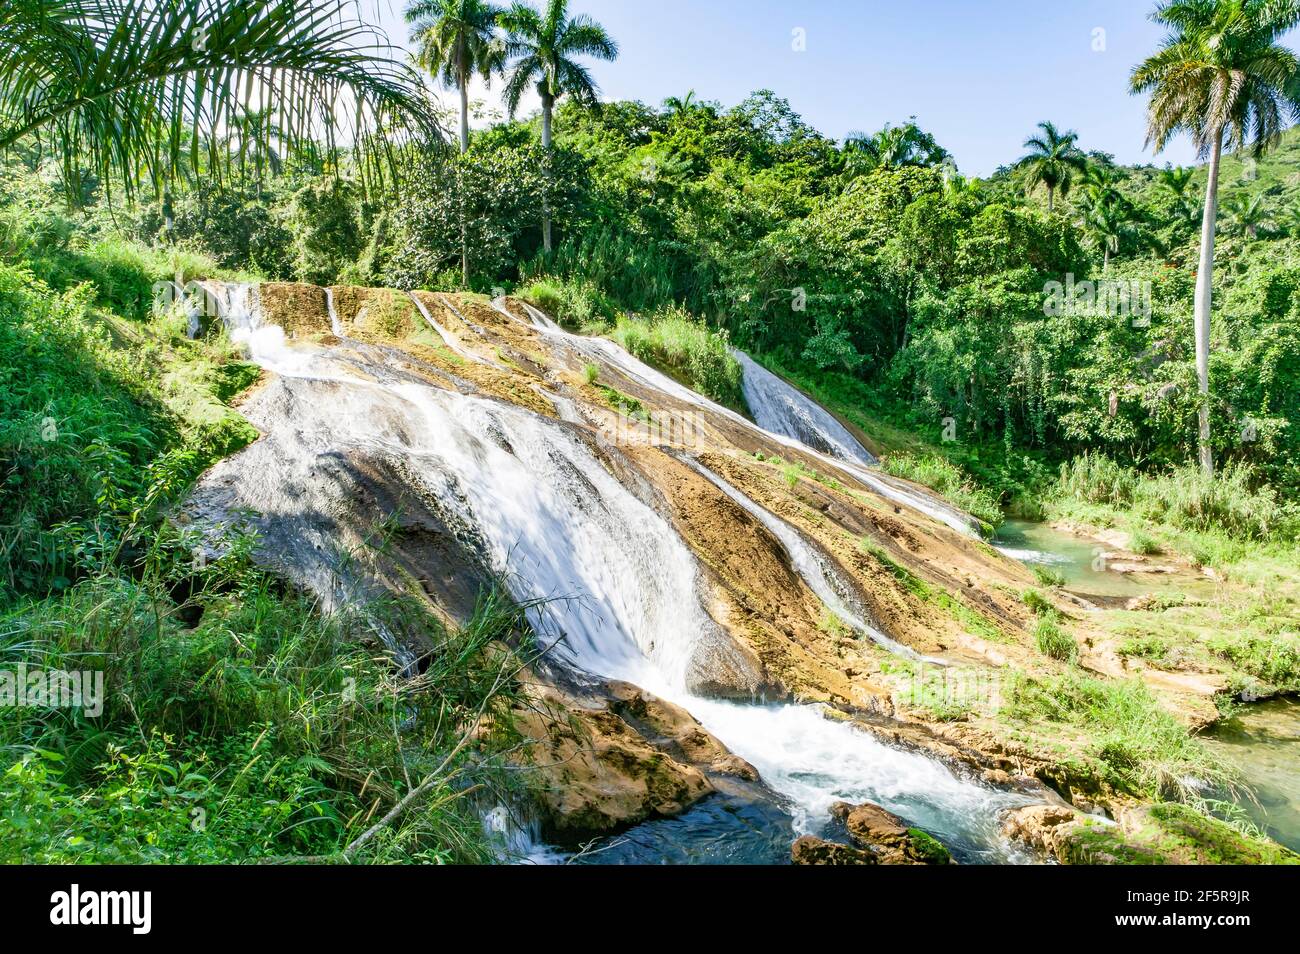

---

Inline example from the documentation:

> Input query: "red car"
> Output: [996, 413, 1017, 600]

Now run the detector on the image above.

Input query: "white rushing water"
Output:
[210, 284, 1025, 863]
[731, 348, 877, 466]
[684, 457, 940, 664]
[495, 299, 981, 537]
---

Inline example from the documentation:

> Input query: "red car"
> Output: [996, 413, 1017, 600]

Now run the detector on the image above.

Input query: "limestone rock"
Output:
[791, 835, 877, 865]
[829, 800, 955, 864]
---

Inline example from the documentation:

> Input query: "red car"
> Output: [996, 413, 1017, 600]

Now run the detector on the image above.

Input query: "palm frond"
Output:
[0, 0, 443, 198]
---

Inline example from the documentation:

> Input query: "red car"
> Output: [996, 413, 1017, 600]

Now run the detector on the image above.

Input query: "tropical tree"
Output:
[843, 120, 949, 178]
[1157, 164, 1200, 222]
[1082, 200, 1136, 271]
[1018, 121, 1087, 210]
[1222, 191, 1271, 237]
[0, 0, 440, 200]
[663, 90, 698, 118]
[498, 0, 618, 251]
[1131, 0, 1300, 474]
[406, 0, 505, 154]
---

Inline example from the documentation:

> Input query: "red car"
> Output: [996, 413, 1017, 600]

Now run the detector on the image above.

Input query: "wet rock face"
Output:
[512, 678, 759, 844]
[791, 835, 877, 865]
[792, 801, 955, 865]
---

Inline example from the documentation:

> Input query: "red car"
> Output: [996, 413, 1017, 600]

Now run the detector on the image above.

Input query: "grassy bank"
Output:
[0, 249, 524, 863]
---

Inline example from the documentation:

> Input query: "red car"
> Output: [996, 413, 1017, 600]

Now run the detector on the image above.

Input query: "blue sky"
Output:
[374, 0, 1300, 177]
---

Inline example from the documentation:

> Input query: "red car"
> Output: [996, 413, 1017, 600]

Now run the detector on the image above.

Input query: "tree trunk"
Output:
[1193, 128, 1222, 476]
[541, 91, 553, 254]
[458, 74, 470, 154]
[1047, 185, 1054, 212]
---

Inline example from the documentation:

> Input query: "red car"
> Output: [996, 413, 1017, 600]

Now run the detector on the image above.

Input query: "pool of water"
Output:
[994, 519, 1204, 600]
[1202, 698, 1300, 852]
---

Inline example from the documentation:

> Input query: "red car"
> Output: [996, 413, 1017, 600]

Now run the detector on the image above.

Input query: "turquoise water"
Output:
[994, 519, 1206, 600]
[1203, 699, 1300, 852]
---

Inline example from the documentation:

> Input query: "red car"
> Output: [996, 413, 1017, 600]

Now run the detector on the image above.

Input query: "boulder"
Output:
[791, 835, 877, 865]
[828, 800, 955, 865]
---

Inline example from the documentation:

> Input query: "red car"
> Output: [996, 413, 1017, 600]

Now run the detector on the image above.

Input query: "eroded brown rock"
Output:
[511, 676, 757, 843]
[791, 835, 877, 865]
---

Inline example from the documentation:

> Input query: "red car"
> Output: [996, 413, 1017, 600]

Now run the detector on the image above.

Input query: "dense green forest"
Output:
[2, 0, 1299, 866]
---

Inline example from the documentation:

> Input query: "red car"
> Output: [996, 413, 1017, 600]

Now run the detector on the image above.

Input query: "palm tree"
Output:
[406, 0, 505, 154]
[1157, 164, 1200, 222]
[1222, 191, 1271, 237]
[1018, 121, 1088, 211]
[664, 90, 698, 118]
[499, 0, 618, 252]
[1131, 0, 1300, 474]
[843, 120, 949, 176]
[0, 0, 439, 200]
[1082, 201, 1136, 272]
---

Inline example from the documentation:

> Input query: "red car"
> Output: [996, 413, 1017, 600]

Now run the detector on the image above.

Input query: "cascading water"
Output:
[731, 348, 877, 466]
[495, 299, 981, 537]
[408, 292, 502, 368]
[683, 456, 938, 664]
[209, 284, 1030, 864]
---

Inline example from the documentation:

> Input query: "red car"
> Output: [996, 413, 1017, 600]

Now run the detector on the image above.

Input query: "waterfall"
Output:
[684, 457, 941, 664]
[408, 292, 497, 367]
[731, 349, 877, 466]
[207, 284, 1029, 864]
[492, 298, 982, 537]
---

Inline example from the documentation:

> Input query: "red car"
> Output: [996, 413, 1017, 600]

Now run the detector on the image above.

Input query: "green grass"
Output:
[879, 452, 1003, 528]
[610, 306, 746, 411]
[1021, 588, 1055, 617]
[1001, 669, 1235, 801]
[520, 275, 615, 334]
[0, 556, 529, 863]
[1055, 452, 1287, 541]
[1031, 565, 1066, 588]
[1033, 617, 1078, 662]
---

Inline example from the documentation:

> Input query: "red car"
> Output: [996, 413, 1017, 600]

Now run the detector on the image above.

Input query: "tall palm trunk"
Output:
[1047, 185, 1055, 212]
[540, 89, 553, 254]
[457, 60, 469, 287]
[458, 79, 470, 153]
[1193, 127, 1223, 476]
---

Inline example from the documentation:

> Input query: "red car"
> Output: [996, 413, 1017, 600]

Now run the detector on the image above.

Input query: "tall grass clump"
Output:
[1055, 453, 1285, 540]
[611, 306, 745, 410]
[1033, 616, 1077, 662]
[880, 452, 1003, 528]
[520, 275, 615, 333]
